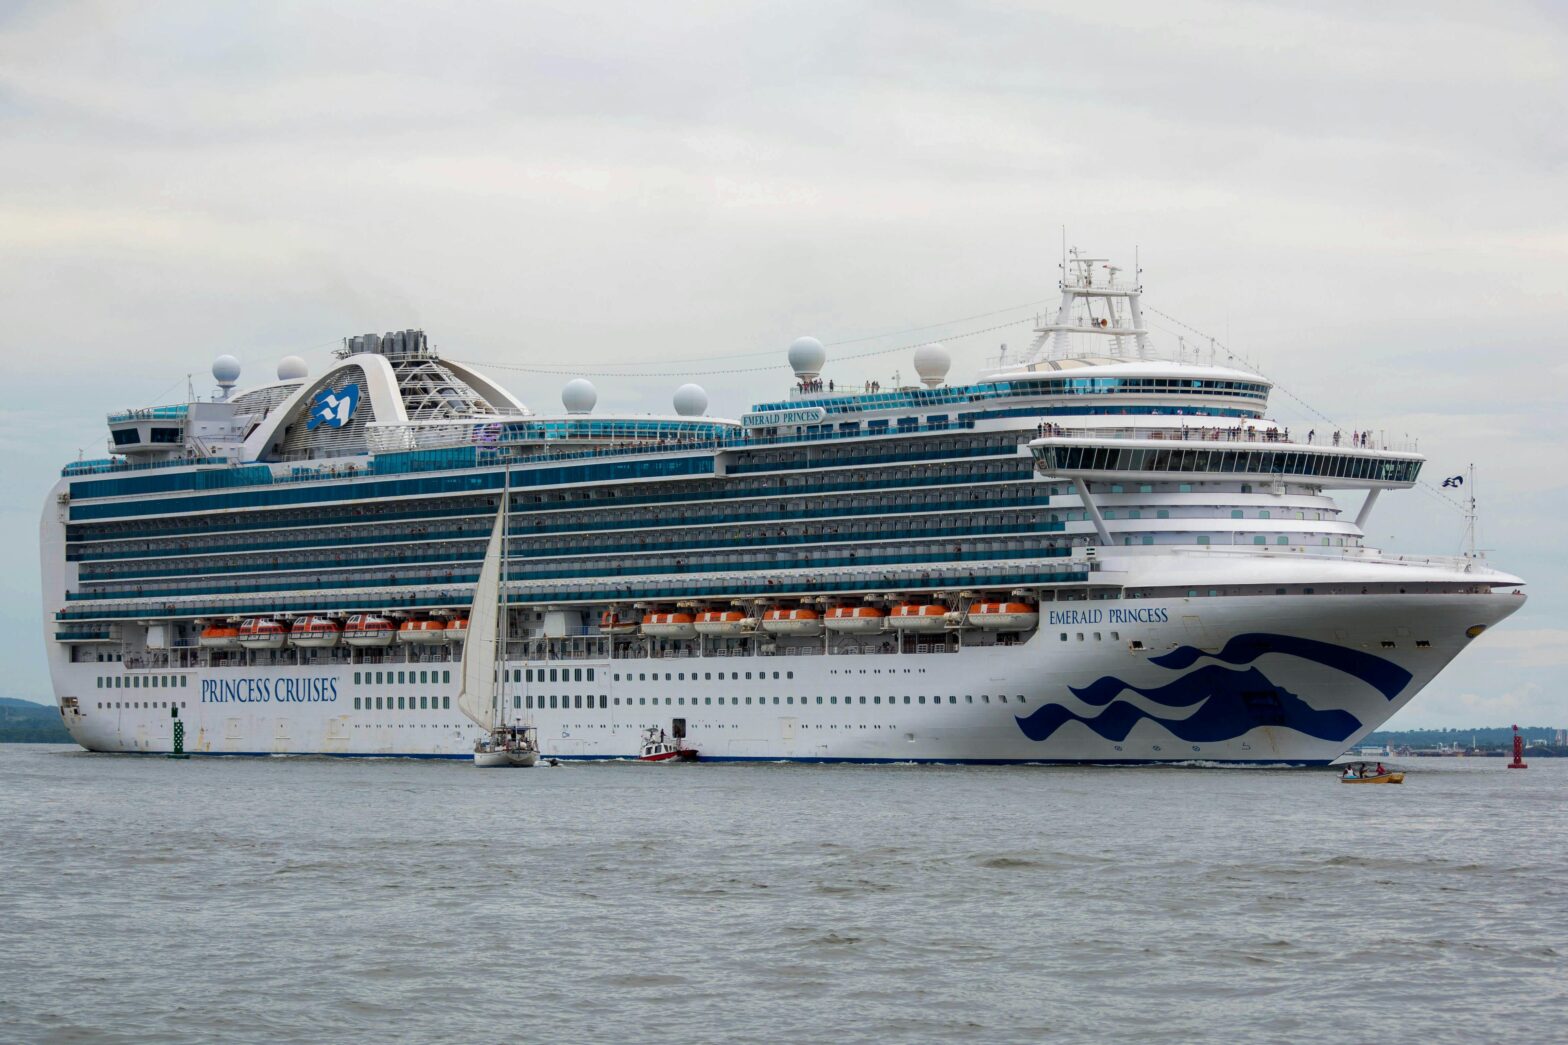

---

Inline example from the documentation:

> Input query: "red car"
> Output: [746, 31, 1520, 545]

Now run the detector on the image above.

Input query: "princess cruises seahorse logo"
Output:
[1015, 633, 1414, 745]
[307, 383, 360, 430]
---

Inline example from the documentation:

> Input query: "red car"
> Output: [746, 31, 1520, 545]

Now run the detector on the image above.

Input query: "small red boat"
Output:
[638, 726, 698, 762]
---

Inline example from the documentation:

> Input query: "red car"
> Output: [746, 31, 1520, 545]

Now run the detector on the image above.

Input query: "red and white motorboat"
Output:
[638, 727, 698, 762]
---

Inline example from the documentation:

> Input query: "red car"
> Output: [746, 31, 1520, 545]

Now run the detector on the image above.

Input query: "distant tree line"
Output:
[1365, 726, 1560, 748]
[0, 699, 73, 744]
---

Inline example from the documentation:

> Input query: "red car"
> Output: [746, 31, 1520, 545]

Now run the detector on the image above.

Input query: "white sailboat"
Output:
[457, 480, 538, 768]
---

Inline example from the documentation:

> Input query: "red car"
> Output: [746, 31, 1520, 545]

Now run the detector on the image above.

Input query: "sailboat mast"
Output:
[496, 464, 510, 728]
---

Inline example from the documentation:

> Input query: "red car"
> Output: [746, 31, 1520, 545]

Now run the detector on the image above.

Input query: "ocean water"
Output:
[2, 746, 1563, 1044]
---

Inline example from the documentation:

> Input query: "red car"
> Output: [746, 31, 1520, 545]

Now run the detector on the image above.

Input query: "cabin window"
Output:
[526, 669, 534, 682]
[353, 697, 361, 709]
[587, 669, 595, 682]
[443, 697, 450, 709]
[574, 669, 583, 682]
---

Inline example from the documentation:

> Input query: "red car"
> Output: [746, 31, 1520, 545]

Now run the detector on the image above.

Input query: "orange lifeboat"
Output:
[343, 614, 395, 647]
[398, 619, 447, 645]
[444, 618, 469, 643]
[760, 607, 822, 636]
[599, 611, 639, 635]
[888, 603, 948, 633]
[825, 606, 886, 634]
[199, 624, 240, 649]
[641, 611, 697, 639]
[290, 616, 341, 648]
[237, 618, 287, 650]
[695, 609, 750, 636]
[968, 601, 1040, 631]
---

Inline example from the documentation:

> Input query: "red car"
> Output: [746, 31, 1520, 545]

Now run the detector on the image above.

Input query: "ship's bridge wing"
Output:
[1030, 431, 1422, 489]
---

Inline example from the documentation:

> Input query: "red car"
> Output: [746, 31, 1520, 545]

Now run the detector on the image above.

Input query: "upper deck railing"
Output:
[106, 405, 190, 424]
[1032, 423, 1418, 453]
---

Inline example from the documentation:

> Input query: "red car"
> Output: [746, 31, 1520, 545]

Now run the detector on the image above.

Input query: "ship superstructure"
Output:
[41, 258, 1525, 762]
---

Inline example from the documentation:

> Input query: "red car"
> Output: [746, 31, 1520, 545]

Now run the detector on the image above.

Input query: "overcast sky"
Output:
[2, 0, 1563, 728]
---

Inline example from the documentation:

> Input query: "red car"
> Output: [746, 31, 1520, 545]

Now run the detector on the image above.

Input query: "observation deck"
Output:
[1028, 431, 1422, 489]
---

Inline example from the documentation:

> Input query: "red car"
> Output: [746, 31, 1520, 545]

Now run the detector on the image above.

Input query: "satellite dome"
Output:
[673, 383, 708, 417]
[277, 355, 308, 381]
[212, 355, 241, 386]
[913, 342, 951, 388]
[561, 378, 597, 414]
[787, 336, 827, 380]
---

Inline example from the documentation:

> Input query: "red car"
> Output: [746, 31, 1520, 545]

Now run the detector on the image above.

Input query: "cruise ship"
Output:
[41, 255, 1526, 763]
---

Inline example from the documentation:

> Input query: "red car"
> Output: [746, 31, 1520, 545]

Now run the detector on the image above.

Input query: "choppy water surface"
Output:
[2, 747, 1563, 1044]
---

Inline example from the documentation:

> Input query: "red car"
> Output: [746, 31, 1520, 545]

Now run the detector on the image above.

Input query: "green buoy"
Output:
[167, 705, 190, 760]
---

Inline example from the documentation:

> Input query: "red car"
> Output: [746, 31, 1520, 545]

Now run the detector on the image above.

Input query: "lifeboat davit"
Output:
[825, 606, 886, 634]
[695, 610, 750, 636]
[760, 607, 822, 636]
[641, 612, 697, 639]
[399, 619, 447, 645]
[444, 618, 469, 643]
[237, 618, 287, 650]
[290, 616, 341, 648]
[199, 624, 240, 649]
[968, 601, 1040, 631]
[599, 611, 639, 635]
[888, 603, 947, 633]
[343, 614, 396, 647]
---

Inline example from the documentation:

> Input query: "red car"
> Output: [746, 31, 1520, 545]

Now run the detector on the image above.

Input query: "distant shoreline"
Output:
[0, 698, 73, 744]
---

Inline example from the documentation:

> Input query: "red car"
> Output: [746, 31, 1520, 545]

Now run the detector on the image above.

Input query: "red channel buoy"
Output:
[1508, 723, 1528, 769]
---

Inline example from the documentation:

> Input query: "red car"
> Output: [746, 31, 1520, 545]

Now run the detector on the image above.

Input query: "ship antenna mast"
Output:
[1463, 462, 1479, 559]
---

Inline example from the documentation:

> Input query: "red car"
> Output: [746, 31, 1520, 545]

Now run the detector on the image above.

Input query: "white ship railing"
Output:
[1033, 425, 1419, 452]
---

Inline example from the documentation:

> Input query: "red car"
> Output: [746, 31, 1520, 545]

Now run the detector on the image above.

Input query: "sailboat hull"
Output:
[474, 749, 537, 768]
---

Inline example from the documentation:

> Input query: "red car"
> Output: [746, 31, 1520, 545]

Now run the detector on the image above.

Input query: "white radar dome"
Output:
[276, 355, 308, 381]
[212, 355, 241, 386]
[561, 378, 598, 414]
[787, 336, 827, 380]
[913, 342, 951, 388]
[673, 383, 708, 417]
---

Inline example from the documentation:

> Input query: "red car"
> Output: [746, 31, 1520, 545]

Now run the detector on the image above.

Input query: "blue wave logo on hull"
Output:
[1016, 632, 1413, 745]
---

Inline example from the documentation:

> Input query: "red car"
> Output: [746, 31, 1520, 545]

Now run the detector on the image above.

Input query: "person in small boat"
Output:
[1374, 762, 1387, 777]
[1341, 764, 1358, 780]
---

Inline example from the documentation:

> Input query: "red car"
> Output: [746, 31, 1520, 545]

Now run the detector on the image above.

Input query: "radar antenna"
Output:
[1017, 246, 1154, 365]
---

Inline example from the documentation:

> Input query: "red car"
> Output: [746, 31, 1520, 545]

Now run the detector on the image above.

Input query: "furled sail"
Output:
[455, 507, 505, 728]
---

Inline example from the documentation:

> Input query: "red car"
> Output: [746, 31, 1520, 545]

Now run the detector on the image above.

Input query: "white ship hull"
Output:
[52, 592, 1522, 765]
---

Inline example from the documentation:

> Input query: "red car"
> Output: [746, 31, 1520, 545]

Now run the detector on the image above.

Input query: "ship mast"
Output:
[1462, 462, 1479, 559]
[1018, 246, 1154, 365]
